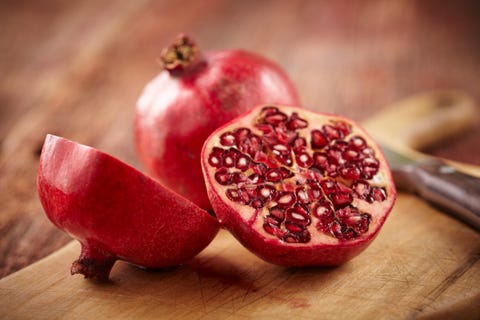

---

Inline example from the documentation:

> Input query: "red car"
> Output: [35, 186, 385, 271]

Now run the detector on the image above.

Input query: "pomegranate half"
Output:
[134, 34, 300, 210]
[37, 134, 219, 281]
[201, 105, 396, 266]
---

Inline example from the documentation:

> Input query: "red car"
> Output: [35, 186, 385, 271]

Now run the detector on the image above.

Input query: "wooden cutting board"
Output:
[1, 92, 479, 319]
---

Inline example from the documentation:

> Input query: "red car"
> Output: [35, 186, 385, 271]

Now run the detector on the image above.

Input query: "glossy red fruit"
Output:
[134, 34, 300, 210]
[201, 105, 396, 266]
[37, 134, 219, 281]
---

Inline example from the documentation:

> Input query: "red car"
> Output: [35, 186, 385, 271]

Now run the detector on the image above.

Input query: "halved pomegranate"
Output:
[37, 135, 219, 281]
[201, 105, 396, 266]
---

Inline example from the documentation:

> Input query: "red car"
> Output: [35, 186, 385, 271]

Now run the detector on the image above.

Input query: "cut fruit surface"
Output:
[202, 105, 396, 266]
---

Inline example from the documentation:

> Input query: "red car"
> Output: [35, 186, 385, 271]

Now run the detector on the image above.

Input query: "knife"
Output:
[380, 143, 480, 231]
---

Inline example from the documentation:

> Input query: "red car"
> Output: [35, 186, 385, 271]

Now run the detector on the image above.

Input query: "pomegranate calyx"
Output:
[70, 243, 116, 281]
[159, 34, 205, 73]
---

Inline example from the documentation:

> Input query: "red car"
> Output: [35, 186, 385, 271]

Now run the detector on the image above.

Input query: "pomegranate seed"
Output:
[308, 182, 324, 201]
[343, 149, 360, 161]
[330, 191, 353, 208]
[320, 179, 338, 195]
[295, 152, 313, 168]
[265, 112, 288, 125]
[339, 163, 361, 180]
[251, 162, 268, 175]
[312, 152, 328, 171]
[370, 187, 386, 202]
[279, 167, 294, 179]
[283, 230, 311, 243]
[263, 222, 285, 238]
[214, 168, 232, 185]
[260, 106, 280, 116]
[265, 168, 283, 182]
[208, 147, 224, 167]
[256, 123, 274, 134]
[247, 173, 264, 184]
[251, 199, 265, 209]
[235, 156, 251, 171]
[352, 180, 371, 200]
[269, 206, 286, 221]
[349, 136, 366, 150]
[256, 184, 276, 201]
[291, 137, 307, 153]
[220, 132, 236, 146]
[313, 200, 333, 218]
[286, 203, 311, 226]
[296, 186, 310, 204]
[285, 221, 305, 233]
[323, 124, 341, 140]
[231, 172, 247, 183]
[311, 130, 328, 149]
[276, 192, 296, 208]
[331, 140, 349, 152]
[333, 121, 351, 136]
[286, 113, 308, 130]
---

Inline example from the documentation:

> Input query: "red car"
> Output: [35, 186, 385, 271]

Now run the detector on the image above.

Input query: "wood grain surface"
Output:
[1, 0, 479, 287]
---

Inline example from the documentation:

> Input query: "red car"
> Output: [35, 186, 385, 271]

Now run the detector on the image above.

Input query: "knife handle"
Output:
[405, 161, 480, 231]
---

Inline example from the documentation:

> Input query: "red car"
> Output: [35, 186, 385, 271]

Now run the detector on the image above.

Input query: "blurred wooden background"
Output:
[1, 0, 479, 278]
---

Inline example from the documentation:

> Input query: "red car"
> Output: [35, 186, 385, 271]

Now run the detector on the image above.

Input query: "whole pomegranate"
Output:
[37, 134, 219, 281]
[201, 105, 396, 266]
[134, 34, 300, 210]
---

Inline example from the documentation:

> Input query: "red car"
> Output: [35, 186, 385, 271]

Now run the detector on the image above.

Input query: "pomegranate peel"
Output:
[134, 34, 300, 210]
[201, 105, 396, 266]
[37, 134, 219, 281]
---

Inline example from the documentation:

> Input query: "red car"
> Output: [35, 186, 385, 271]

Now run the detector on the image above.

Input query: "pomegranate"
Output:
[37, 134, 219, 281]
[134, 34, 300, 210]
[201, 105, 396, 266]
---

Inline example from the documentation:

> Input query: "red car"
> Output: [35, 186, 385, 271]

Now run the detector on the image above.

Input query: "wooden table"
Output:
[1, 0, 479, 287]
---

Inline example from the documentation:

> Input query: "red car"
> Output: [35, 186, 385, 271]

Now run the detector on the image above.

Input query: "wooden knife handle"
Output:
[402, 161, 480, 231]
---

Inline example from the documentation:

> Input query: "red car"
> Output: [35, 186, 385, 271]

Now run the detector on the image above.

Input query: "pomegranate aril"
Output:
[343, 149, 360, 161]
[256, 184, 276, 201]
[268, 206, 286, 221]
[296, 187, 310, 204]
[279, 167, 294, 179]
[308, 182, 324, 201]
[286, 113, 308, 130]
[362, 165, 379, 180]
[311, 130, 328, 149]
[283, 230, 311, 243]
[323, 124, 342, 140]
[285, 221, 305, 233]
[295, 152, 313, 168]
[334, 121, 351, 136]
[370, 187, 387, 202]
[251, 199, 265, 209]
[320, 179, 338, 195]
[331, 140, 349, 152]
[312, 152, 328, 171]
[263, 221, 285, 238]
[276, 192, 296, 208]
[349, 136, 367, 150]
[260, 106, 280, 116]
[235, 154, 251, 171]
[220, 132, 236, 146]
[248, 173, 264, 184]
[265, 112, 288, 125]
[256, 123, 274, 134]
[223, 149, 237, 168]
[232, 172, 247, 183]
[339, 163, 361, 180]
[330, 191, 353, 208]
[252, 162, 268, 175]
[226, 188, 250, 205]
[352, 180, 371, 199]
[214, 168, 232, 185]
[208, 147, 224, 167]
[291, 137, 307, 153]
[265, 168, 283, 182]
[285, 203, 311, 226]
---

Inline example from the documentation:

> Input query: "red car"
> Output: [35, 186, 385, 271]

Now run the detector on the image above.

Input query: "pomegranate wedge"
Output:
[38, 135, 219, 281]
[201, 105, 396, 266]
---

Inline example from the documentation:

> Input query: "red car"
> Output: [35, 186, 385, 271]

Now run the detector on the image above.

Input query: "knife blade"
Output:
[380, 143, 480, 231]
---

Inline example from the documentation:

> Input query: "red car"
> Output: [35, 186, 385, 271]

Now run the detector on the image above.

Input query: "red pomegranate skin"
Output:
[37, 134, 219, 280]
[134, 35, 300, 210]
